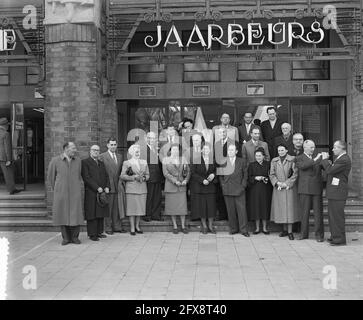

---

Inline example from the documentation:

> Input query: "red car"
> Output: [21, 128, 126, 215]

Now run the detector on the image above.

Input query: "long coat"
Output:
[47, 154, 84, 226]
[269, 155, 299, 223]
[0, 127, 12, 162]
[99, 151, 126, 219]
[260, 119, 283, 158]
[247, 161, 272, 221]
[81, 157, 110, 220]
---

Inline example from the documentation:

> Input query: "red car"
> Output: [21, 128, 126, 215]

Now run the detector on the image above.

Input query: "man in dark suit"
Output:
[296, 140, 324, 242]
[81, 145, 110, 241]
[242, 127, 270, 165]
[238, 112, 260, 145]
[260, 106, 283, 159]
[321, 141, 352, 246]
[0, 118, 20, 194]
[274, 123, 294, 158]
[99, 138, 126, 234]
[141, 131, 163, 221]
[219, 144, 249, 236]
[291, 133, 304, 156]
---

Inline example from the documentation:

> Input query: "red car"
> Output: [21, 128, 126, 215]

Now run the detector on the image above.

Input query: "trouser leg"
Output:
[70, 225, 80, 241]
[236, 193, 248, 233]
[225, 196, 238, 233]
[97, 218, 104, 235]
[60, 225, 71, 242]
[299, 194, 311, 239]
[312, 194, 324, 239]
[0, 162, 15, 193]
[87, 219, 97, 237]
[328, 200, 346, 244]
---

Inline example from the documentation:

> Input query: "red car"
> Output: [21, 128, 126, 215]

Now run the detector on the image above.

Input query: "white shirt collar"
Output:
[108, 150, 116, 157]
[304, 152, 312, 159]
[336, 152, 346, 160]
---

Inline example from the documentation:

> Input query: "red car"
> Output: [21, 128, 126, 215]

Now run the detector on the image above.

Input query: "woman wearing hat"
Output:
[120, 144, 150, 235]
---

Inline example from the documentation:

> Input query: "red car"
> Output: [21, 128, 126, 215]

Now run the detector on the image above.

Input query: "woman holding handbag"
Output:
[269, 143, 299, 240]
[162, 143, 191, 234]
[120, 144, 150, 235]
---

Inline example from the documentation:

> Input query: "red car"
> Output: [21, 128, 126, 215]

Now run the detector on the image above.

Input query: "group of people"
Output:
[47, 106, 352, 247]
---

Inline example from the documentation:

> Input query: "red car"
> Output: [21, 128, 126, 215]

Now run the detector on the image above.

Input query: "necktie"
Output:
[112, 153, 117, 164]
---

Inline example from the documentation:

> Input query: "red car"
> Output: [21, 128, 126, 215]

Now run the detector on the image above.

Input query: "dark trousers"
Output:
[224, 193, 248, 233]
[146, 182, 162, 220]
[104, 193, 122, 232]
[87, 218, 104, 237]
[60, 225, 80, 242]
[0, 161, 15, 192]
[299, 193, 324, 239]
[328, 199, 346, 244]
[216, 183, 228, 220]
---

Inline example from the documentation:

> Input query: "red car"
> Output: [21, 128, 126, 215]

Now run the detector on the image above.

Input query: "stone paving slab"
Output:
[1, 231, 363, 300]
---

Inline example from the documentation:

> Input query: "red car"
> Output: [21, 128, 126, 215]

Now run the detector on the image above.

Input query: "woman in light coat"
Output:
[162, 143, 191, 234]
[120, 144, 149, 235]
[269, 144, 299, 240]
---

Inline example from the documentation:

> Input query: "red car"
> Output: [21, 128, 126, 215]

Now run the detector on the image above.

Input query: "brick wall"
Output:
[44, 23, 117, 214]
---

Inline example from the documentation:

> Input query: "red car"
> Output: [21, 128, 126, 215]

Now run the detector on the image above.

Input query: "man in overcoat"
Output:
[321, 141, 352, 246]
[295, 140, 324, 242]
[47, 142, 84, 245]
[82, 145, 110, 241]
[99, 138, 126, 234]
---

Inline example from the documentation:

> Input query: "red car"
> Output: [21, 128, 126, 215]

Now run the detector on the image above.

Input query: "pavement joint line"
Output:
[9, 233, 61, 265]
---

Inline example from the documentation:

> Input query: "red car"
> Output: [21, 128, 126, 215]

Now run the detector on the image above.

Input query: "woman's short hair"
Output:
[254, 147, 265, 156]
[276, 143, 288, 150]
[128, 144, 140, 156]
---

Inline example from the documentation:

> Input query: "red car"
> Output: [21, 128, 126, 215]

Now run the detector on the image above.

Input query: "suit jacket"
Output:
[295, 153, 323, 195]
[0, 127, 12, 162]
[212, 125, 239, 143]
[190, 157, 217, 194]
[242, 139, 270, 165]
[260, 118, 283, 156]
[214, 137, 239, 167]
[162, 157, 191, 193]
[81, 157, 110, 219]
[140, 144, 163, 183]
[99, 151, 123, 193]
[274, 134, 294, 158]
[238, 123, 260, 143]
[219, 157, 248, 196]
[321, 154, 352, 201]
[120, 159, 149, 194]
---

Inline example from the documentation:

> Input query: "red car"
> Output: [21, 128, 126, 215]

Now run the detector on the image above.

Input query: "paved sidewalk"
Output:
[2, 231, 363, 300]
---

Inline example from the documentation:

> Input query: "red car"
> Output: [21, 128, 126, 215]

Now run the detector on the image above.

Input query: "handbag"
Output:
[97, 192, 109, 208]
[126, 166, 134, 176]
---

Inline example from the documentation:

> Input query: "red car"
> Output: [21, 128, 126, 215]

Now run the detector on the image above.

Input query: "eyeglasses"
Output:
[91, 149, 100, 152]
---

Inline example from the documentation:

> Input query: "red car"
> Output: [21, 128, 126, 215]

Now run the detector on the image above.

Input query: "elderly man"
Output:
[242, 127, 270, 165]
[82, 145, 110, 241]
[321, 141, 352, 246]
[291, 133, 304, 156]
[260, 107, 283, 159]
[47, 142, 84, 245]
[142, 131, 163, 221]
[99, 138, 127, 234]
[0, 118, 20, 194]
[295, 140, 324, 242]
[274, 123, 294, 158]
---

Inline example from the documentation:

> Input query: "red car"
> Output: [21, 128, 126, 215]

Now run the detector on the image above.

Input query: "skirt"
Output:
[164, 192, 188, 216]
[192, 193, 216, 219]
[126, 193, 147, 216]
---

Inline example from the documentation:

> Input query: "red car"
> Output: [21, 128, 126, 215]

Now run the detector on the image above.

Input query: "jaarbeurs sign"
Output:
[0, 29, 16, 51]
[144, 21, 324, 49]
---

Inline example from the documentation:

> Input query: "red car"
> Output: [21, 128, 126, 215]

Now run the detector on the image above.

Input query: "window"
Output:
[0, 67, 9, 85]
[291, 29, 329, 80]
[129, 31, 166, 84]
[26, 66, 39, 85]
[183, 30, 220, 82]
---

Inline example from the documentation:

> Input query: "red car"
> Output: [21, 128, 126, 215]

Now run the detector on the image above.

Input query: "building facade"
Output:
[0, 0, 362, 215]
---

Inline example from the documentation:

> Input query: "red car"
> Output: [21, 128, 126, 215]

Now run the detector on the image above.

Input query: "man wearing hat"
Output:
[0, 118, 20, 195]
[81, 145, 110, 241]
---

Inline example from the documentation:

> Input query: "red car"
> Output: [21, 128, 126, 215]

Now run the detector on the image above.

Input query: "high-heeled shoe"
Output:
[262, 230, 270, 235]
[208, 226, 216, 234]
[135, 229, 143, 234]
[201, 227, 208, 234]
[253, 230, 260, 235]
[130, 231, 136, 236]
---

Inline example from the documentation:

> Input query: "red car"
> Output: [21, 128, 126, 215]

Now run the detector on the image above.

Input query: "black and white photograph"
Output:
[0, 0, 363, 306]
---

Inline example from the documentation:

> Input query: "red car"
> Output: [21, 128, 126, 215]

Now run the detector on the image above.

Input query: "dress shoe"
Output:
[327, 237, 333, 242]
[288, 233, 294, 240]
[72, 238, 81, 244]
[142, 217, 151, 222]
[181, 228, 189, 234]
[114, 229, 127, 233]
[262, 230, 270, 235]
[296, 235, 307, 240]
[330, 242, 346, 246]
[316, 238, 324, 243]
[229, 231, 238, 235]
[172, 228, 178, 234]
[98, 234, 107, 238]
[279, 231, 288, 237]
[135, 229, 143, 234]
[61, 240, 70, 246]
[130, 231, 136, 236]
[241, 232, 250, 237]
[89, 236, 99, 241]
[9, 189, 21, 195]
[105, 231, 114, 235]
[253, 230, 260, 235]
